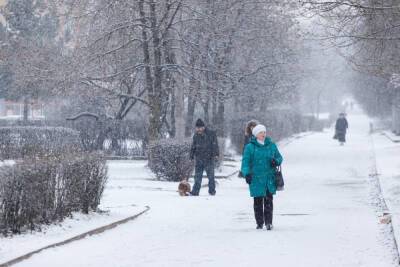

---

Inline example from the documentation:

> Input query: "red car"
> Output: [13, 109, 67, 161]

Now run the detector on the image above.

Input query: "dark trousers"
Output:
[254, 192, 273, 226]
[338, 132, 346, 142]
[191, 159, 215, 195]
[336, 130, 346, 142]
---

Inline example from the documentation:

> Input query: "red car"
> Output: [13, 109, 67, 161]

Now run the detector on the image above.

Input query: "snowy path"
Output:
[15, 113, 397, 267]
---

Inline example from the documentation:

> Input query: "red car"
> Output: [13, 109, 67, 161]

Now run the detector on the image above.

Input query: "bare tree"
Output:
[1, 0, 306, 145]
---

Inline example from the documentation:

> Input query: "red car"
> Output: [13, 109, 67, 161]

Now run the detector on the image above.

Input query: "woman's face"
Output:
[256, 131, 266, 141]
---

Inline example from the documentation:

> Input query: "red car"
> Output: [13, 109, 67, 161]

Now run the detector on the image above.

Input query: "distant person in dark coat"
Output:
[238, 120, 258, 178]
[243, 120, 259, 154]
[189, 119, 219, 196]
[334, 113, 349, 145]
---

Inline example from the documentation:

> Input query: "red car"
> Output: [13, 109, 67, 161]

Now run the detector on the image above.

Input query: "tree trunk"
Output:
[162, 1, 184, 139]
[216, 94, 225, 137]
[96, 122, 108, 151]
[139, 0, 153, 140]
[185, 97, 196, 137]
[211, 89, 217, 127]
[204, 96, 210, 125]
[233, 96, 239, 113]
[170, 86, 177, 137]
[23, 97, 29, 123]
[185, 71, 199, 135]
[174, 84, 185, 139]
[149, 1, 163, 141]
[393, 91, 400, 135]
[260, 96, 267, 112]
[316, 91, 322, 120]
[139, 0, 163, 142]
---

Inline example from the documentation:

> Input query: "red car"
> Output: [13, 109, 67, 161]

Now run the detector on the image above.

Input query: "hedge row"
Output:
[0, 126, 81, 160]
[228, 110, 330, 153]
[0, 153, 107, 235]
[0, 119, 148, 157]
[0, 126, 108, 235]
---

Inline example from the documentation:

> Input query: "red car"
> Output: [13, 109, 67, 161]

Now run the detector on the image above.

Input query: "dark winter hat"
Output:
[195, 118, 205, 127]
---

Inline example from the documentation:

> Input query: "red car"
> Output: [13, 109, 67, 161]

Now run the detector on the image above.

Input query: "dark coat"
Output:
[190, 128, 219, 162]
[335, 118, 348, 133]
[242, 134, 253, 154]
[335, 118, 348, 142]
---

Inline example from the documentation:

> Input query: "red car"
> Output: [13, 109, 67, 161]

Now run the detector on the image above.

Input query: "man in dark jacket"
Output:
[334, 113, 349, 145]
[190, 119, 219, 196]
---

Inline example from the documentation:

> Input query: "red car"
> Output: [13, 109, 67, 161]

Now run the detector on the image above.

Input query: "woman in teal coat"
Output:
[241, 124, 283, 230]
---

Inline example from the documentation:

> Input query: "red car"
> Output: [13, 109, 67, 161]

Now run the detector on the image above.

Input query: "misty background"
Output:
[1, 2, 400, 264]
[0, 0, 398, 157]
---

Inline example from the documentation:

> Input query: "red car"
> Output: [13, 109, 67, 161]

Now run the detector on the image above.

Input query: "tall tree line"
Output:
[1, 0, 304, 141]
[302, 0, 400, 120]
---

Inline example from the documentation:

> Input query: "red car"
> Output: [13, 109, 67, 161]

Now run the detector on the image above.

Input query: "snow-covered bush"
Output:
[0, 160, 56, 234]
[302, 115, 328, 132]
[148, 139, 195, 182]
[390, 73, 400, 89]
[0, 153, 107, 235]
[0, 119, 49, 127]
[60, 153, 108, 214]
[0, 126, 81, 160]
[67, 117, 148, 156]
[105, 119, 148, 157]
[0, 125, 106, 235]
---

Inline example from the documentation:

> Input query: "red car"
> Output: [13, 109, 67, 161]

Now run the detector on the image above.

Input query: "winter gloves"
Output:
[245, 174, 252, 184]
[270, 159, 278, 168]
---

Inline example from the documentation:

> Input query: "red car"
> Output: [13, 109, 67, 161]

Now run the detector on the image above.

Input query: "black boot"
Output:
[264, 193, 273, 227]
[254, 197, 264, 228]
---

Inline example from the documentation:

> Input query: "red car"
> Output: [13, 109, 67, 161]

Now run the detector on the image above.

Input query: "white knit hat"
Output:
[252, 124, 267, 137]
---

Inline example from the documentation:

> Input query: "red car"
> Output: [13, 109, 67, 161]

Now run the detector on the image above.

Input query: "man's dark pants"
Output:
[191, 159, 216, 195]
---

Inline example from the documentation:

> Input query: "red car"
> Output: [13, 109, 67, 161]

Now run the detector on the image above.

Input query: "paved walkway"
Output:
[16, 112, 397, 267]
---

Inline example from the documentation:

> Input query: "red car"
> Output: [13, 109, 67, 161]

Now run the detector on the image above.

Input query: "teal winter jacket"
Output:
[241, 137, 283, 197]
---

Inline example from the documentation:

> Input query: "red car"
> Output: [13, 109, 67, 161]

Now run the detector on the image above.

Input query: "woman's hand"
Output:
[245, 174, 252, 184]
[270, 159, 278, 168]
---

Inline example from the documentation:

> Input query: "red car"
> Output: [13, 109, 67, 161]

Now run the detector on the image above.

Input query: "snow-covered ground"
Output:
[3, 108, 399, 267]
[0, 199, 147, 264]
[373, 130, 400, 255]
[0, 161, 238, 265]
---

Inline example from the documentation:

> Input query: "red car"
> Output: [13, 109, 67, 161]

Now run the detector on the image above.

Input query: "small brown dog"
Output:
[178, 180, 191, 196]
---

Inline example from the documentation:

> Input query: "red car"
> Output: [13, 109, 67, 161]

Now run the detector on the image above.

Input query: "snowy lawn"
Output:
[381, 131, 400, 143]
[0, 201, 147, 265]
[373, 131, 400, 253]
[0, 160, 151, 264]
[3, 111, 399, 267]
[0, 160, 238, 265]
